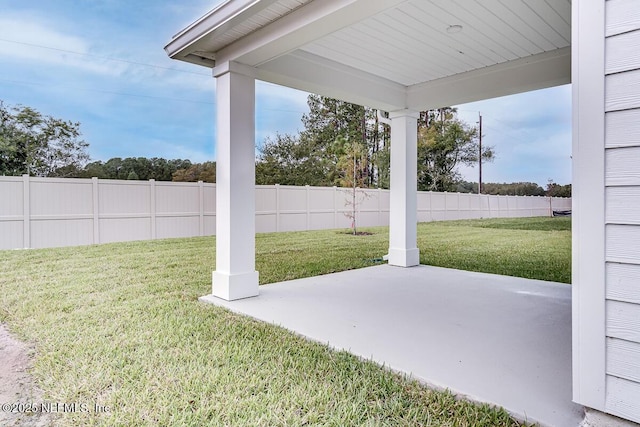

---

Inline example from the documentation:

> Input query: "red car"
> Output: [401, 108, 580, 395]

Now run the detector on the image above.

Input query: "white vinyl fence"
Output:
[0, 176, 571, 250]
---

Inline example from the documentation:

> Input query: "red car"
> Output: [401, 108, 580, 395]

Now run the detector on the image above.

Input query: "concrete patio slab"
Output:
[201, 264, 585, 427]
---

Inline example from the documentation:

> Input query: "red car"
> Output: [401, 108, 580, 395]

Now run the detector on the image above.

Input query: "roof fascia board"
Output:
[216, 0, 409, 66]
[254, 51, 407, 111]
[164, 0, 280, 61]
[406, 47, 571, 110]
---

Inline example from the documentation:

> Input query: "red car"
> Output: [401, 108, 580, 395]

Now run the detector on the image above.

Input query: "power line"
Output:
[0, 37, 312, 111]
[0, 37, 211, 76]
[0, 77, 215, 105]
[0, 78, 310, 114]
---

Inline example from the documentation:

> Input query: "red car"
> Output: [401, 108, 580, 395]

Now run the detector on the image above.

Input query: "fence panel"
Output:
[0, 176, 572, 250]
[28, 178, 94, 248]
[203, 183, 216, 235]
[255, 185, 277, 233]
[0, 177, 24, 249]
[308, 186, 335, 230]
[278, 186, 308, 232]
[416, 192, 432, 222]
[99, 181, 152, 243]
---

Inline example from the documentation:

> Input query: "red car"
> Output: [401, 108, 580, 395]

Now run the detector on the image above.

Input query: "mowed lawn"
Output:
[0, 217, 570, 426]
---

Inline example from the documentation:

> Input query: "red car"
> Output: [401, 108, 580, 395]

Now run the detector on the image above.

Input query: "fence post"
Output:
[306, 185, 310, 231]
[491, 194, 500, 218]
[530, 196, 534, 217]
[444, 191, 448, 220]
[150, 179, 156, 240]
[92, 177, 100, 244]
[22, 174, 30, 249]
[378, 187, 382, 226]
[333, 186, 338, 228]
[275, 184, 280, 232]
[199, 181, 204, 236]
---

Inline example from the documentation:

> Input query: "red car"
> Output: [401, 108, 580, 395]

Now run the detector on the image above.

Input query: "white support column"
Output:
[208, 62, 259, 301]
[388, 110, 420, 267]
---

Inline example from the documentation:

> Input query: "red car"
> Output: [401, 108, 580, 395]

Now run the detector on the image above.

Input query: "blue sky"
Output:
[0, 0, 571, 186]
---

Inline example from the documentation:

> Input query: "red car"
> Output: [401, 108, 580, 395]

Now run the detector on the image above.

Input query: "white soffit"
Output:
[166, 0, 314, 66]
[301, 0, 571, 87]
[199, 0, 313, 53]
[166, 0, 572, 110]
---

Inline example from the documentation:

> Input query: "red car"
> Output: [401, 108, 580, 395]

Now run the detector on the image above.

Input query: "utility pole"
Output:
[478, 112, 483, 194]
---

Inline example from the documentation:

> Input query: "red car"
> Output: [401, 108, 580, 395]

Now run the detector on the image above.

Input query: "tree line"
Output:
[1, 98, 569, 196]
[456, 180, 571, 197]
[77, 158, 216, 182]
[0, 101, 216, 183]
[256, 95, 494, 192]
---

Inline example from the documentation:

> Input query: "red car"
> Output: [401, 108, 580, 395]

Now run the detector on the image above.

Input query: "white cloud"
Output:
[0, 15, 130, 77]
[256, 81, 309, 109]
[0, 16, 87, 51]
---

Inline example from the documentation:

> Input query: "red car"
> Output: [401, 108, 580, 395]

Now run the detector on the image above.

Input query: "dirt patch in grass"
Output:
[0, 324, 53, 427]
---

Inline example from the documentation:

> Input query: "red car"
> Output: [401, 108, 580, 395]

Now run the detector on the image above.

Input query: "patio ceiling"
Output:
[165, 0, 571, 111]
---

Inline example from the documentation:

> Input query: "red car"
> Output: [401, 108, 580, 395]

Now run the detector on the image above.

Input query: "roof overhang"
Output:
[165, 0, 571, 111]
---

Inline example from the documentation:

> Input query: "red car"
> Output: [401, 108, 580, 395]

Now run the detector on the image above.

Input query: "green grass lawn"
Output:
[0, 217, 570, 426]
[418, 217, 571, 284]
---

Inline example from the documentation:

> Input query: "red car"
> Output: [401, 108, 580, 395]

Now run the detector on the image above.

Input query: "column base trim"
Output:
[581, 408, 639, 427]
[210, 271, 259, 301]
[388, 248, 420, 267]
